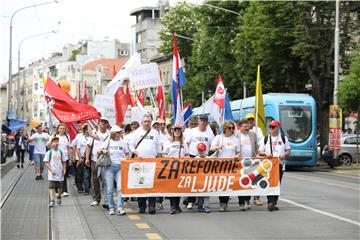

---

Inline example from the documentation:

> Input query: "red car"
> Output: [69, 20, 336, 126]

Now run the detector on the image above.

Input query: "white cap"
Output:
[152, 120, 160, 126]
[100, 117, 109, 123]
[110, 125, 123, 133]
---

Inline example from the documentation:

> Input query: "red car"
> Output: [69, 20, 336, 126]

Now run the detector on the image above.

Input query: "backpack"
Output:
[48, 149, 63, 164]
[264, 134, 286, 145]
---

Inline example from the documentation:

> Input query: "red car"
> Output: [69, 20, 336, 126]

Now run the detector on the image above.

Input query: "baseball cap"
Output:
[173, 124, 183, 129]
[100, 117, 109, 123]
[152, 120, 160, 126]
[110, 125, 123, 133]
[269, 120, 281, 127]
[197, 143, 207, 151]
[50, 135, 59, 143]
[245, 113, 255, 119]
[198, 114, 208, 121]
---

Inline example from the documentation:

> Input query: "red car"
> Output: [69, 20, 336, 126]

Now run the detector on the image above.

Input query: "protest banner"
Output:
[121, 157, 280, 197]
[128, 63, 162, 90]
[93, 95, 116, 124]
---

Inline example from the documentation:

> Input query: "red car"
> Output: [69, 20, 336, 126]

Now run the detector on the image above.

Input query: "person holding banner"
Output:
[258, 120, 291, 211]
[130, 115, 162, 214]
[162, 124, 189, 214]
[210, 121, 240, 212]
[102, 125, 129, 215]
[184, 114, 214, 209]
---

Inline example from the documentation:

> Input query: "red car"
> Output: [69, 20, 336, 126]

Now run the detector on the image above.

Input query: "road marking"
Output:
[286, 174, 359, 191]
[128, 215, 141, 220]
[124, 208, 134, 213]
[136, 223, 150, 229]
[281, 198, 360, 227]
[145, 233, 162, 240]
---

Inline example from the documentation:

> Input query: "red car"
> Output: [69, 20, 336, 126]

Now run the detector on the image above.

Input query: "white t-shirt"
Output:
[259, 134, 291, 158]
[163, 140, 189, 158]
[239, 133, 253, 157]
[76, 134, 89, 158]
[86, 130, 110, 162]
[211, 135, 240, 158]
[57, 135, 70, 160]
[159, 132, 170, 146]
[186, 127, 214, 156]
[31, 132, 51, 154]
[105, 139, 129, 165]
[44, 149, 66, 181]
[130, 128, 161, 158]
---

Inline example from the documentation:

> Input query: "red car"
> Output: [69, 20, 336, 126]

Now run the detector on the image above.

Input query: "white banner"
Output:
[93, 95, 116, 125]
[128, 63, 161, 90]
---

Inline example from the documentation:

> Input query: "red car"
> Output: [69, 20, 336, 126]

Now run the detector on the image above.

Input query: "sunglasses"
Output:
[173, 128, 182, 131]
[227, 127, 235, 130]
[160, 123, 166, 126]
[269, 126, 277, 129]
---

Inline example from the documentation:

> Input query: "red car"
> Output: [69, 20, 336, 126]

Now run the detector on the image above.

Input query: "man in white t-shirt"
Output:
[85, 118, 110, 207]
[238, 119, 258, 210]
[258, 120, 291, 211]
[130, 115, 162, 214]
[28, 124, 51, 180]
[185, 114, 214, 209]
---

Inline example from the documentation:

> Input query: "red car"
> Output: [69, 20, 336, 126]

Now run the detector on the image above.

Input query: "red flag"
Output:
[136, 90, 145, 106]
[83, 80, 90, 104]
[156, 85, 166, 121]
[44, 77, 100, 122]
[213, 75, 225, 109]
[114, 87, 128, 125]
[126, 83, 135, 107]
[65, 122, 78, 141]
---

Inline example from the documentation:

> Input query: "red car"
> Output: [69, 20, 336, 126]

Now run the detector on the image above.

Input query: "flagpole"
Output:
[255, 65, 259, 133]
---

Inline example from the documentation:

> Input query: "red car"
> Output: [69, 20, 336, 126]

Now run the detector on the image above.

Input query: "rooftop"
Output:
[82, 58, 129, 78]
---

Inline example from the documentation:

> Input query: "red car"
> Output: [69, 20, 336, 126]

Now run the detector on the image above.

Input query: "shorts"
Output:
[49, 180, 63, 189]
[34, 154, 45, 166]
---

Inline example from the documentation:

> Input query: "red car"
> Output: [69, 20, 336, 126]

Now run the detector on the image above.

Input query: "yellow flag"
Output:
[255, 65, 266, 136]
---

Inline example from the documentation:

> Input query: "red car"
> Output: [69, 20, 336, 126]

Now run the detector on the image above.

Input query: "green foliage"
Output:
[338, 46, 360, 113]
[69, 49, 80, 61]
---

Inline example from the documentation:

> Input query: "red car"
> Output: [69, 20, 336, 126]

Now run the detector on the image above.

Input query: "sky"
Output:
[0, 0, 201, 84]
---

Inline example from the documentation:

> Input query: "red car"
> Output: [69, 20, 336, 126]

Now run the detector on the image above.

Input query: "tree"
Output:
[338, 45, 360, 132]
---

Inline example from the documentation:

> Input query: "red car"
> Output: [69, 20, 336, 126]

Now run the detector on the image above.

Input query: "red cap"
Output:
[269, 120, 281, 127]
[173, 124, 183, 129]
[197, 143, 207, 151]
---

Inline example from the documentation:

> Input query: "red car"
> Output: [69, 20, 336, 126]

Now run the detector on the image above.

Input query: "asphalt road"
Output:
[2, 162, 359, 240]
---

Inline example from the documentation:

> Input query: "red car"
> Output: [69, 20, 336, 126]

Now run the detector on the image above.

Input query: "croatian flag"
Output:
[171, 33, 186, 125]
[182, 103, 193, 127]
[213, 75, 225, 109]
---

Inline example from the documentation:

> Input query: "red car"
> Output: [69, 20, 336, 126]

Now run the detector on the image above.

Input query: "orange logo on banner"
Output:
[121, 157, 280, 197]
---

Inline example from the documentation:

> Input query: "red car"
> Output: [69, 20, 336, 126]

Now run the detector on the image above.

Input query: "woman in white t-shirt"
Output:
[210, 121, 240, 212]
[162, 124, 189, 214]
[101, 125, 129, 215]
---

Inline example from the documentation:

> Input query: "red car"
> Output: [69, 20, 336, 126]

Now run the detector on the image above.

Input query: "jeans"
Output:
[91, 161, 101, 202]
[34, 153, 45, 166]
[75, 161, 85, 191]
[16, 150, 25, 164]
[105, 164, 123, 210]
[28, 145, 35, 161]
[83, 165, 91, 193]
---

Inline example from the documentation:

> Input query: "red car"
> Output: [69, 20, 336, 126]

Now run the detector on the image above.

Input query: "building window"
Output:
[136, 33, 142, 43]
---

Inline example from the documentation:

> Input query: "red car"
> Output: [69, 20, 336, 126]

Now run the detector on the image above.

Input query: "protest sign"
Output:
[93, 95, 116, 124]
[121, 157, 280, 197]
[128, 63, 161, 90]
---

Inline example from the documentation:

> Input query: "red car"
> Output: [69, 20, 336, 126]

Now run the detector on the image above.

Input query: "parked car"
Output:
[322, 134, 360, 167]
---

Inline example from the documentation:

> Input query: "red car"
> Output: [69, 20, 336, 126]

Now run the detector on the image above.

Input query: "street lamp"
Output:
[165, 32, 194, 41]
[7, 0, 59, 116]
[17, 30, 58, 119]
[203, 3, 240, 16]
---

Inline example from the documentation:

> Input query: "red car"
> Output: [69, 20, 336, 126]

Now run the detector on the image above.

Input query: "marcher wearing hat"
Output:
[162, 124, 189, 214]
[184, 114, 214, 209]
[101, 125, 129, 215]
[195, 143, 211, 213]
[245, 113, 264, 206]
[258, 120, 291, 211]
[44, 136, 66, 207]
[85, 117, 111, 207]
[28, 124, 51, 180]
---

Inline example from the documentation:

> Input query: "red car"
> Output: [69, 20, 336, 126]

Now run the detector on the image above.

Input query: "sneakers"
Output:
[149, 209, 156, 215]
[204, 206, 211, 213]
[176, 206, 182, 213]
[197, 207, 205, 212]
[254, 199, 263, 206]
[30, 161, 34, 165]
[35, 176, 40, 180]
[109, 208, 115, 215]
[90, 201, 99, 206]
[157, 202, 163, 209]
[117, 208, 126, 215]
[187, 202, 193, 209]
[21, 165, 24, 168]
[102, 203, 109, 210]
[39, 175, 44, 180]
[48, 200, 55, 208]
[245, 201, 251, 209]
[239, 204, 246, 211]
[84, 191, 89, 195]
[139, 208, 146, 214]
[170, 207, 177, 214]
[57, 197, 62, 205]
[61, 192, 69, 197]
[219, 203, 226, 212]
[17, 165, 20, 168]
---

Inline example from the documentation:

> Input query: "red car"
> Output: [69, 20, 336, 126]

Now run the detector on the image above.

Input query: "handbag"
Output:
[96, 140, 111, 167]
